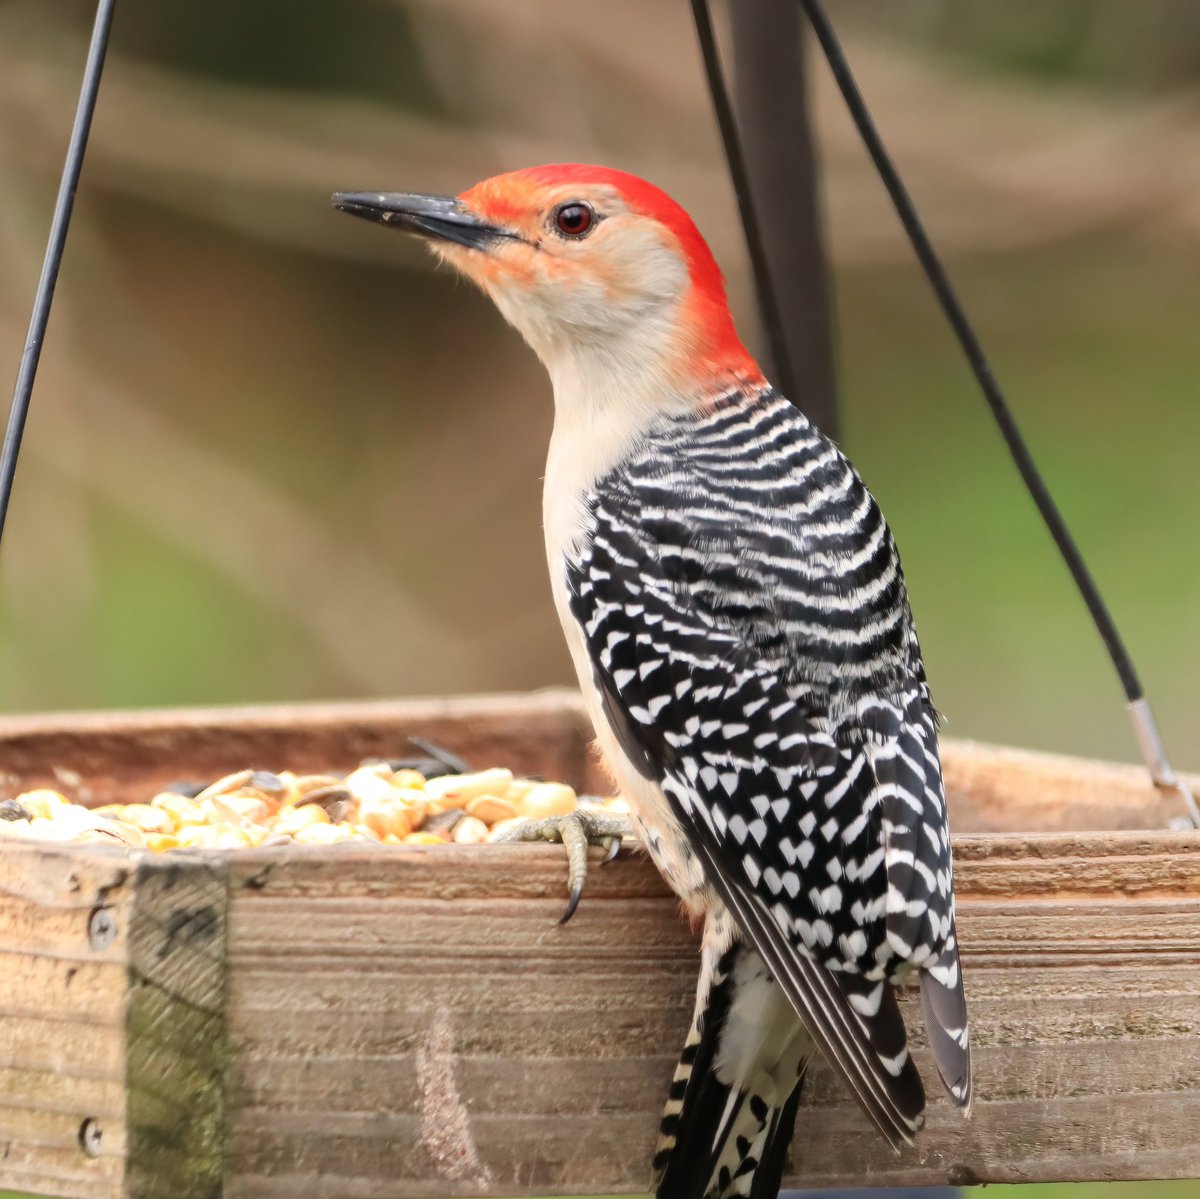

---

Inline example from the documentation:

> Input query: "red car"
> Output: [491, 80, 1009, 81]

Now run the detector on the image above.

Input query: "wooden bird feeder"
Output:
[3, 0, 1196, 1195]
[1, 689, 1198, 1199]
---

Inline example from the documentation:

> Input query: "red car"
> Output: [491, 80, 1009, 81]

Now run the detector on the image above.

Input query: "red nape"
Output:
[465, 163, 766, 387]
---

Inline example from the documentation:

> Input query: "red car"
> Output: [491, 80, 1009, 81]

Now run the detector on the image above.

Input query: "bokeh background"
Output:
[0, 3, 1197, 1194]
[1, 0, 1197, 773]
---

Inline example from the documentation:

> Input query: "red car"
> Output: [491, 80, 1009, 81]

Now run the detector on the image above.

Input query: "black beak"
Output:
[331, 192, 509, 251]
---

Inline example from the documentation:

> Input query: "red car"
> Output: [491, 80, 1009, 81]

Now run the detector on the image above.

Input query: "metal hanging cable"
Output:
[691, 0, 1197, 825]
[0, 0, 117, 548]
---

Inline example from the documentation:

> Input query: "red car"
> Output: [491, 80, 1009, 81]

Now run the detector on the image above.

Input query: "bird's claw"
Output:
[495, 807, 634, 923]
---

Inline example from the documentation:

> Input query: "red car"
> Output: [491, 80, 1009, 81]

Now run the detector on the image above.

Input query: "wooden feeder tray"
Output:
[1, 689, 1197, 1198]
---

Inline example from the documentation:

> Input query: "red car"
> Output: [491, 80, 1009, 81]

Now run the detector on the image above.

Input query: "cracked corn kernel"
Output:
[15, 790, 67, 820]
[289, 772, 343, 798]
[195, 770, 255, 801]
[272, 804, 330, 836]
[151, 793, 206, 828]
[293, 822, 357, 845]
[207, 825, 258, 850]
[452, 816, 489, 844]
[215, 795, 270, 823]
[114, 804, 174, 835]
[466, 795, 518, 824]
[520, 782, 577, 820]
[174, 826, 216, 849]
[358, 798, 412, 840]
[422, 768, 514, 808]
[486, 816, 525, 842]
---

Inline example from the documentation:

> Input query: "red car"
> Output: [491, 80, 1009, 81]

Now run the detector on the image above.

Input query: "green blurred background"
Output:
[0, 0, 1197, 1194]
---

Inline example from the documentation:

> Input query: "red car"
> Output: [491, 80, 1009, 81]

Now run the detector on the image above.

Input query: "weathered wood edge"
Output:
[0, 691, 592, 815]
[8, 825, 1199, 906]
[0, 689, 1193, 830]
[0, 841, 231, 1199]
[224, 828, 1200, 901]
[0, 691, 585, 742]
[0, 840, 134, 1199]
[124, 852, 228, 1199]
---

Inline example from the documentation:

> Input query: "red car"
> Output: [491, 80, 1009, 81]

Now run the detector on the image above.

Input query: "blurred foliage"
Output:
[0, 0, 1197, 774]
[851, 0, 1200, 91]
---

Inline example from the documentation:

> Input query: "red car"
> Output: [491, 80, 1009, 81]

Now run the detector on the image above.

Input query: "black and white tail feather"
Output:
[563, 386, 972, 1197]
[655, 942, 812, 1199]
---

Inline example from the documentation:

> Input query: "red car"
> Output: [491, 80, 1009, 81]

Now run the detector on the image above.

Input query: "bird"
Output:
[333, 165, 971, 1199]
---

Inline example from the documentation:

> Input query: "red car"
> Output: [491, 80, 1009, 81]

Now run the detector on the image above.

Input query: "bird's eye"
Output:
[553, 202, 595, 238]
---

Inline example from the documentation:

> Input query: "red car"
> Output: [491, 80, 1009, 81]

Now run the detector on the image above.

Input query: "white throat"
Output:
[539, 316, 697, 560]
[466, 227, 699, 561]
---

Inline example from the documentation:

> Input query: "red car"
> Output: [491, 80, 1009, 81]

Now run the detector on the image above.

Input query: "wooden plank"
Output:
[0, 1064, 124, 1118]
[221, 832, 1200, 1195]
[0, 956, 128, 1025]
[0, 1015, 126, 1079]
[0, 841, 133, 1199]
[0, 1159, 125, 1199]
[0, 842, 229, 1199]
[941, 739, 1189, 833]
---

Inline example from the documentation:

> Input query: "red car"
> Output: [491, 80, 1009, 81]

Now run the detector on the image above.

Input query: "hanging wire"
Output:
[0, 0, 117, 547]
[691, 0, 1198, 825]
[689, 0, 800, 405]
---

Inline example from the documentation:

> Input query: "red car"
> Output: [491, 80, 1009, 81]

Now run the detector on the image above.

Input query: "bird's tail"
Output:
[654, 942, 810, 1199]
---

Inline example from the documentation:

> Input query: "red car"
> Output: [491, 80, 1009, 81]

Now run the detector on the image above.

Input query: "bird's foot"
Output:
[494, 807, 634, 924]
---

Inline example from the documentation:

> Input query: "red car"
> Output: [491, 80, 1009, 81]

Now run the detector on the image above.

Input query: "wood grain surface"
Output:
[1, 693, 1198, 1197]
[0, 842, 228, 1199]
[220, 833, 1200, 1196]
[124, 854, 227, 1199]
[0, 840, 132, 1199]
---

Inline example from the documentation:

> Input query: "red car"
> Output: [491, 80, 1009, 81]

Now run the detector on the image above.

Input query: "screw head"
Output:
[79, 1117, 102, 1157]
[87, 906, 116, 951]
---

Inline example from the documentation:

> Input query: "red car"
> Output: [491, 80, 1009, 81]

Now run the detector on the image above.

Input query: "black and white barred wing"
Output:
[567, 505, 968, 1145]
[871, 677, 972, 1110]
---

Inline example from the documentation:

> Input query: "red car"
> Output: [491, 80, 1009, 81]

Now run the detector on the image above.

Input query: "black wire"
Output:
[793, 0, 1143, 703]
[689, 0, 801, 405]
[0, 0, 117, 548]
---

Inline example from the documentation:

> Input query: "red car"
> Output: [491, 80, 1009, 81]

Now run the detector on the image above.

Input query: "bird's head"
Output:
[333, 165, 763, 397]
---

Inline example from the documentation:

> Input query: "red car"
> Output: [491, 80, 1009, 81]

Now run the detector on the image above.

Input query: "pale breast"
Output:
[543, 472, 710, 913]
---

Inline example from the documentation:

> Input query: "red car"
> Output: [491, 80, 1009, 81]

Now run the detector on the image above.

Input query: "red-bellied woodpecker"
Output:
[334, 165, 971, 1198]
